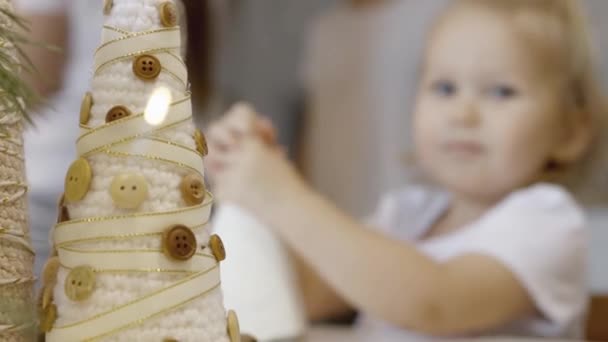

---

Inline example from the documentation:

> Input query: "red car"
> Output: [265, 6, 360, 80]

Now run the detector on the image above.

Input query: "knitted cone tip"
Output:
[44, 1, 234, 341]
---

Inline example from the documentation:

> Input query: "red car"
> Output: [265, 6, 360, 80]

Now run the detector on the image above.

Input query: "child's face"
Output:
[413, 6, 571, 201]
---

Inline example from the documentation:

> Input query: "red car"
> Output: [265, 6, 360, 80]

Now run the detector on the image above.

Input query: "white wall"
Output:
[588, 209, 608, 293]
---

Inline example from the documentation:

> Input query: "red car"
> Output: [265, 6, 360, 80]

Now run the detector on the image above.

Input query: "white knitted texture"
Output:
[51, 1, 229, 341]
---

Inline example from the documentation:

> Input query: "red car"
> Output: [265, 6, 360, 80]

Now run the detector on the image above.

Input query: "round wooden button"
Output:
[133, 54, 161, 81]
[227, 310, 241, 342]
[163, 225, 197, 261]
[210, 234, 226, 262]
[110, 173, 148, 209]
[57, 193, 70, 223]
[180, 173, 206, 206]
[159, 2, 178, 27]
[40, 304, 57, 333]
[64, 158, 92, 203]
[105, 105, 131, 123]
[57, 205, 70, 223]
[41, 286, 54, 311]
[42, 256, 60, 287]
[80, 92, 93, 125]
[65, 265, 96, 302]
[241, 334, 257, 342]
[103, 0, 113, 15]
[194, 129, 208, 156]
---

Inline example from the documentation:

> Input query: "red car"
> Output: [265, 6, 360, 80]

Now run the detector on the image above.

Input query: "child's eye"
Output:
[430, 80, 457, 97]
[488, 85, 518, 99]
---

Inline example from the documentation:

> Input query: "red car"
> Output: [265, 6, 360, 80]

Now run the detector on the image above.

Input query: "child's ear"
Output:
[550, 109, 593, 164]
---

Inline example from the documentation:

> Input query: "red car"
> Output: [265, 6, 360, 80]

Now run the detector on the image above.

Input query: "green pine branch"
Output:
[0, 6, 51, 126]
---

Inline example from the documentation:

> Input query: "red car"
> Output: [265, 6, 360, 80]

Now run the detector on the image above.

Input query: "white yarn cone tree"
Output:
[40, 1, 240, 341]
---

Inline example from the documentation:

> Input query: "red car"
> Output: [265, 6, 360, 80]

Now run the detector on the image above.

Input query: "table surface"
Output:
[299, 326, 583, 342]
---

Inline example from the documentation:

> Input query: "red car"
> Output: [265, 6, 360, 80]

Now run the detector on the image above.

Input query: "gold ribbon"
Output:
[46, 267, 221, 341]
[94, 26, 187, 88]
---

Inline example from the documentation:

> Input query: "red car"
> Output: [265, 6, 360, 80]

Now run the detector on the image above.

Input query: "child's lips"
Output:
[442, 140, 484, 156]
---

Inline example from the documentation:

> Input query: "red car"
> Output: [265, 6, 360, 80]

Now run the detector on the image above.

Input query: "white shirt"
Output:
[359, 184, 588, 339]
[15, 0, 103, 277]
[301, 0, 448, 217]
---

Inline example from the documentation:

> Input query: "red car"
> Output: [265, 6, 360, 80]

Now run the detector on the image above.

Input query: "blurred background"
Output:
[14, 0, 608, 339]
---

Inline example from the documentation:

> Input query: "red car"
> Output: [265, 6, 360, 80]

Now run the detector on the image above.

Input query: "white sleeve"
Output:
[463, 184, 588, 332]
[366, 187, 448, 240]
[14, 0, 68, 14]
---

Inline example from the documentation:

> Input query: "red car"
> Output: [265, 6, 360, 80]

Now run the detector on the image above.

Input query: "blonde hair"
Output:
[430, 0, 608, 203]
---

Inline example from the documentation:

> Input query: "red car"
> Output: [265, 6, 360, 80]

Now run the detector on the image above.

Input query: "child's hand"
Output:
[206, 103, 277, 181]
[214, 135, 305, 217]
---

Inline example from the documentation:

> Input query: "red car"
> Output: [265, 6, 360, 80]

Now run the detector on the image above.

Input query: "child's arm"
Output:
[207, 104, 355, 322]
[215, 137, 535, 335]
[292, 250, 356, 322]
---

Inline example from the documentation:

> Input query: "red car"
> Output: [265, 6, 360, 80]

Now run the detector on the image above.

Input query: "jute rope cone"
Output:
[0, 1, 36, 341]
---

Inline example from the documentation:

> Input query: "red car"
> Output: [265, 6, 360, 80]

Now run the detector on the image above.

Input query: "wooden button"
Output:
[64, 158, 92, 203]
[57, 193, 69, 223]
[210, 234, 226, 262]
[42, 256, 60, 287]
[57, 205, 70, 223]
[110, 173, 148, 209]
[41, 286, 54, 311]
[105, 105, 131, 123]
[241, 334, 257, 342]
[227, 310, 241, 342]
[65, 265, 96, 302]
[40, 304, 57, 333]
[133, 54, 161, 81]
[103, 0, 113, 15]
[180, 173, 206, 206]
[163, 225, 197, 261]
[159, 2, 178, 27]
[80, 92, 93, 125]
[194, 129, 208, 156]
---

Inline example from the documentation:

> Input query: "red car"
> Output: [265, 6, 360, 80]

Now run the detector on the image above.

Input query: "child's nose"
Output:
[449, 100, 479, 126]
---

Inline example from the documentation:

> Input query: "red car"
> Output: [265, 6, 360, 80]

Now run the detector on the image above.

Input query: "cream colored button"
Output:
[110, 173, 148, 209]
[40, 304, 57, 333]
[163, 225, 197, 261]
[80, 92, 93, 125]
[65, 265, 96, 302]
[180, 173, 206, 206]
[103, 0, 113, 15]
[105, 105, 131, 123]
[133, 54, 161, 81]
[159, 1, 178, 27]
[210, 234, 226, 262]
[42, 256, 60, 287]
[194, 129, 208, 156]
[64, 158, 92, 203]
[227, 310, 241, 342]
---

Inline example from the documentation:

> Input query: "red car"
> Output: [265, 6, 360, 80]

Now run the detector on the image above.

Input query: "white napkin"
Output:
[212, 204, 308, 341]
